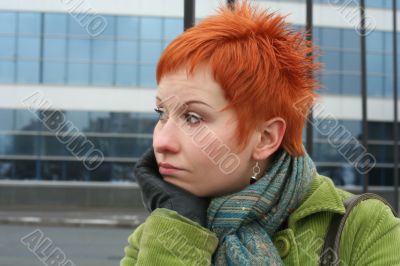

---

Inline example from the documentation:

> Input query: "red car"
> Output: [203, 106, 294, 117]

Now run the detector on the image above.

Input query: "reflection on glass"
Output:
[0, 12, 16, 34]
[117, 16, 139, 39]
[116, 64, 137, 86]
[67, 63, 90, 85]
[140, 41, 162, 64]
[44, 13, 67, 35]
[0, 160, 13, 179]
[164, 18, 183, 40]
[17, 37, 40, 58]
[43, 38, 67, 60]
[321, 74, 340, 94]
[43, 62, 66, 84]
[321, 50, 341, 71]
[342, 74, 360, 95]
[0, 60, 15, 83]
[140, 17, 162, 40]
[0, 37, 16, 58]
[92, 39, 114, 61]
[15, 160, 36, 180]
[139, 64, 156, 88]
[41, 161, 64, 180]
[68, 39, 91, 61]
[92, 63, 114, 86]
[18, 13, 41, 35]
[116, 41, 137, 62]
[367, 75, 383, 96]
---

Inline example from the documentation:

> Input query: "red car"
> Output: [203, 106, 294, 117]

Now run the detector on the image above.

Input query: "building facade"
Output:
[0, 0, 398, 187]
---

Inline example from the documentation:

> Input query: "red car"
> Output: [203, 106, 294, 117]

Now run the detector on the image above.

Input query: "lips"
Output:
[158, 162, 182, 175]
[159, 162, 180, 169]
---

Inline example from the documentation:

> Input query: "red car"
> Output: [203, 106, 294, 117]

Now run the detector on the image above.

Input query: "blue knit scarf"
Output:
[207, 148, 316, 265]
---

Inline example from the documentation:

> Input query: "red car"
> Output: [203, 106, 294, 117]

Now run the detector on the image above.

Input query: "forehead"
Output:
[157, 66, 227, 108]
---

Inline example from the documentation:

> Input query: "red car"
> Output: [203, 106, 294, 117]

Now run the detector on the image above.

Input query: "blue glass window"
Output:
[341, 120, 361, 137]
[41, 161, 64, 180]
[384, 31, 392, 54]
[84, 15, 109, 37]
[0, 60, 15, 83]
[132, 137, 152, 157]
[41, 136, 68, 156]
[320, 27, 341, 49]
[314, 142, 347, 163]
[164, 18, 183, 40]
[0, 36, 15, 58]
[140, 17, 162, 40]
[15, 110, 39, 131]
[342, 29, 360, 50]
[18, 13, 41, 35]
[116, 40, 138, 62]
[117, 16, 139, 39]
[92, 39, 114, 62]
[65, 111, 90, 131]
[44, 13, 67, 35]
[98, 15, 115, 37]
[0, 160, 13, 179]
[136, 113, 157, 133]
[68, 39, 91, 61]
[321, 74, 340, 94]
[139, 64, 156, 88]
[88, 112, 109, 132]
[17, 37, 40, 59]
[366, 31, 384, 52]
[92, 64, 114, 85]
[321, 50, 341, 71]
[14, 135, 39, 156]
[342, 74, 360, 95]
[68, 15, 89, 36]
[116, 64, 137, 86]
[67, 63, 90, 85]
[367, 75, 383, 96]
[0, 110, 14, 131]
[342, 51, 360, 72]
[140, 41, 162, 64]
[366, 0, 387, 8]
[367, 53, 383, 74]
[17, 61, 40, 83]
[43, 62, 66, 84]
[0, 12, 17, 34]
[110, 137, 136, 157]
[43, 38, 67, 60]
[312, 27, 321, 46]
[15, 160, 36, 179]
[0, 135, 14, 155]
[383, 76, 393, 97]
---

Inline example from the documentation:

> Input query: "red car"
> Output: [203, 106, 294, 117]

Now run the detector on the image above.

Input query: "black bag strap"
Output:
[319, 193, 398, 266]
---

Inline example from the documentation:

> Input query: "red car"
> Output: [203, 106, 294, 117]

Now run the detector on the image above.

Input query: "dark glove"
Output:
[134, 147, 210, 227]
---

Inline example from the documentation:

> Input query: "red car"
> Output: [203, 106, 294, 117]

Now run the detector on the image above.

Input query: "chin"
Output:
[163, 177, 214, 197]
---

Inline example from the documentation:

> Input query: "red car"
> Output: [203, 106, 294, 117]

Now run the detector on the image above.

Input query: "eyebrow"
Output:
[156, 96, 213, 109]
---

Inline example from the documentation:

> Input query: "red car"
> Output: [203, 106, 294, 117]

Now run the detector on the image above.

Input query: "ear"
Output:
[252, 117, 286, 160]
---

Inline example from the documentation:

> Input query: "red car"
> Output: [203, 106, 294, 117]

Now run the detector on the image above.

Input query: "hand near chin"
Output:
[134, 147, 210, 227]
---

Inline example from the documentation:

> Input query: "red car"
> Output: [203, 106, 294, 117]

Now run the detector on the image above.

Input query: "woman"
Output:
[121, 1, 400, 265]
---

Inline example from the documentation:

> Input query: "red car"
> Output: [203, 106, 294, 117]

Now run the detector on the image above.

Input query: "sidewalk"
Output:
[0, 207, 149, 228]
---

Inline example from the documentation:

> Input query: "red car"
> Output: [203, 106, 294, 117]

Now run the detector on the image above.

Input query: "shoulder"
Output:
[338, 193, 400, 265]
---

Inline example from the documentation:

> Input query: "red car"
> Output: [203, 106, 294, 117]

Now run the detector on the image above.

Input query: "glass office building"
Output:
[0, 0, 397, 186]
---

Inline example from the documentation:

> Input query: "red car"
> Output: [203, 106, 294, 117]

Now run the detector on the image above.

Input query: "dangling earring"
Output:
[250, 161, 260, 184]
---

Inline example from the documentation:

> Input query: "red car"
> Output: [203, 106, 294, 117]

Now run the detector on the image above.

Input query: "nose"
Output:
[153, 118, 181, 154]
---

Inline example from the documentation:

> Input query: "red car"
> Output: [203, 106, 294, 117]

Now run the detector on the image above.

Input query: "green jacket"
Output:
[120, 175, 400, 265]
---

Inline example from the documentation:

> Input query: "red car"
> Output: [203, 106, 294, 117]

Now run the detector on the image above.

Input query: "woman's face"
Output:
[153, 65, 259, 197]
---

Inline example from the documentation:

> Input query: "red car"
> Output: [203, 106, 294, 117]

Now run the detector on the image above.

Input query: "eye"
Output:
[154, 107, 167, 121]
[184, 112, 203, 125]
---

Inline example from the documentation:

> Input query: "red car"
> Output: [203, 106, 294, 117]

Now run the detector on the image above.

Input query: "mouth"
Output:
[158, 162, 183, 175]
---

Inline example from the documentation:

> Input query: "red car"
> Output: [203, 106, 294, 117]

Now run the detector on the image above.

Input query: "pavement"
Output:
[0, 207, 149, 228]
